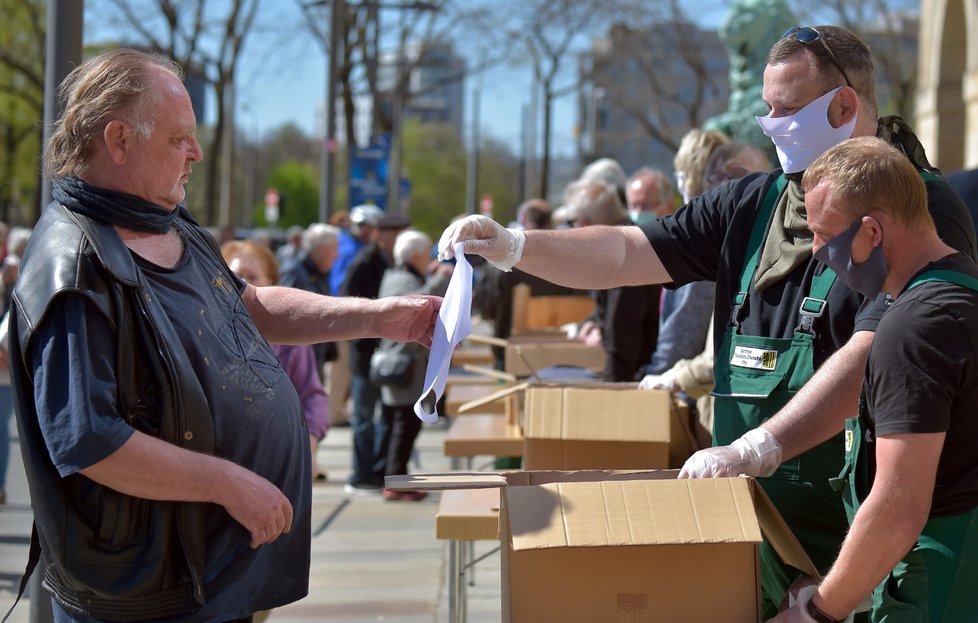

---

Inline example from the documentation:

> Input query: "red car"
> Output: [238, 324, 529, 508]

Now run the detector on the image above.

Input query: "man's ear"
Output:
[831, 86, 859, 128]
[102, 120, 130, 165]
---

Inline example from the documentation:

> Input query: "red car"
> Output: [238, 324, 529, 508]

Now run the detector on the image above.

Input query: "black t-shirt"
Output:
[642, 171, 978, 369]
[341, 243, 390, 375]
[642, 172, 867, 369]
[864, 253, 978, 516]
[137, 240, 311, 620]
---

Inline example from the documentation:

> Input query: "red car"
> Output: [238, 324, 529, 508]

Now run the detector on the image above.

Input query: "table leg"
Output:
[448, 540, 458, 623]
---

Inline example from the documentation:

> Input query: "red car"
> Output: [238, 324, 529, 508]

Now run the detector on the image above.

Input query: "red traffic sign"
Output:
[265, 188, 280, 207]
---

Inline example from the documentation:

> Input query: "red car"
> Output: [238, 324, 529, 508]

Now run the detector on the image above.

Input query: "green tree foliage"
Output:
[0, 0, 45, 225]
[253, 160, 320, 228]
[400, 118, 520, 239]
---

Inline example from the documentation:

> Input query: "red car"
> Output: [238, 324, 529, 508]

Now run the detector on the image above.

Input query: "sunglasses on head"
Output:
[782, 25, 854, 90]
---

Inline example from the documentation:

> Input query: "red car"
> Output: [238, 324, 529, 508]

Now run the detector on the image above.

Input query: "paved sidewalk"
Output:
[0, 419, 503, 622]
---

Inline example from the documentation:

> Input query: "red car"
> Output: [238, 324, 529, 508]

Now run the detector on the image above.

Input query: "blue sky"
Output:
[84, 1, 728, 157]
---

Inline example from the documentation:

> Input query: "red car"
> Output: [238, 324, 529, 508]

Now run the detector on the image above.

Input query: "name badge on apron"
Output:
[730, 345, 779, 371]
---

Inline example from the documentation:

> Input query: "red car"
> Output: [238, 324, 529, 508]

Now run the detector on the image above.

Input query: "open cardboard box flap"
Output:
[387, 470, 818, 577]
[457, 380, 660, 416]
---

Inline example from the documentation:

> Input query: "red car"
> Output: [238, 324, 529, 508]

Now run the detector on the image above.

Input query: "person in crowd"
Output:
[626, 167, 674, 223]
[0, 225, 27, 506]
[438, 25, 976, 618]
[761, 137, 978, 622]
[515, 198, 551, 230]
[672, 128, 729, 204]
[325, 205, 382, 430]
[373, 230, 453, 501]
[641, 141, 772, 449]
[279, 223, 341, 381]
[279, 223, 339, 296]
[565, 179, 661, 382]
[2, 226, 31, 314]
[276, 225, 305, 266]
[331, 204, 381, 296]
[222, 240, 330, 483]
[704, 141, 776, 191]
[579, 157, 629, 207]
[340, 212, 411, 495]
[643, 130, 727, 382]
[472, 198, 587, 368]
[329, 209, 351, 231]
[11, 48, 438, 622]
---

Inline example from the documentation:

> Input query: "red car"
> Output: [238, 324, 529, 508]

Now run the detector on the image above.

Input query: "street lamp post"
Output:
[319, 0, 345, 223]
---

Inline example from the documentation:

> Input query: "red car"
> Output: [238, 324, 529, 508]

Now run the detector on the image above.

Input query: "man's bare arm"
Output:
[517, 226, 671, 289]
[81, 431, 292, 549]
[240, 287, 440, 347]
[680, 330, 873, 478]
[438, 215, 672, 289]
[763, 330, 873, 460]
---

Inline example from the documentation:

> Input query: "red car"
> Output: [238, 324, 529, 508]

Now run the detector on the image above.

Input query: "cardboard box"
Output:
[389, 470, 817, 623]
[467, 333, 605, 377]
[459, 381, 696, 468]
[523, 384, 693, 470]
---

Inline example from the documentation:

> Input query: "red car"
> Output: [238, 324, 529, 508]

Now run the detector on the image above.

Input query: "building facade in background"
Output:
[576, 23, 730, 176]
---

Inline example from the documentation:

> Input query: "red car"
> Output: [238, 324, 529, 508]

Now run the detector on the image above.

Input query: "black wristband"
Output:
[805, 596, 845, 623]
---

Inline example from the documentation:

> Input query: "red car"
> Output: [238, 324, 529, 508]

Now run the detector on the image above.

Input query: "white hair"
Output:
[580, 158, 627, 194]
[393, 230, 433, 267]
[7, 227, 32, 258]
[301, 223, 339, 252]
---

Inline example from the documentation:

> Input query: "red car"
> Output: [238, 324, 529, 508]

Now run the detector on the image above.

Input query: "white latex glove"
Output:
[770, 584, 854, 623]
[438, 215, 526, 272]
[638, 368, 679, 392]
[678, 427, 782, 479]
[560, 322, 579, 339]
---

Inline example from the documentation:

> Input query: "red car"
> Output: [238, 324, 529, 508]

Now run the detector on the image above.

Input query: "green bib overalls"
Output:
[712, 176, 850, 617]
[830, 269, 978, 623]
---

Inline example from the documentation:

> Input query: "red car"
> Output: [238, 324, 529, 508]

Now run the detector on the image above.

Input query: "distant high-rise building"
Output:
[577, 22, 730, 176]
[331, 40, 465, 149]
[378, 40, 466, 139]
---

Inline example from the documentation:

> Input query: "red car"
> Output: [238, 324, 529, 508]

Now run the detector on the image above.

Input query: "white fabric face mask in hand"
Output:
[414, 243, 472, 422]
[755, 87, 857, 174]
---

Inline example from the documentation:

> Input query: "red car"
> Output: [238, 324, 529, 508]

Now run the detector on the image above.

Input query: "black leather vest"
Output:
[10, 203, 228, 620]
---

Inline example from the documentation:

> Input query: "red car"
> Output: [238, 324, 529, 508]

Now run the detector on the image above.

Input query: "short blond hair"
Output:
[44, 48, 184, 179]
[802, 136, 932, 231]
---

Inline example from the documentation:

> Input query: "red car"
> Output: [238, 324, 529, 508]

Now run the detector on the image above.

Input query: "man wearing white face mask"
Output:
[437, 25, 977, 619]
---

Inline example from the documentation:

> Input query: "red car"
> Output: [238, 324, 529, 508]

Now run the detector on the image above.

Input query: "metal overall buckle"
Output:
[796, 296, 825, 337]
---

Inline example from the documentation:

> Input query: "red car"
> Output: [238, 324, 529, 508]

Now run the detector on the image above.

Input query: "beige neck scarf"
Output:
[753, 179, 812, 292]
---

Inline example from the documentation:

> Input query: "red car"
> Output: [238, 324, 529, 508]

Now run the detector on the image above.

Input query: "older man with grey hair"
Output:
[626, 167, 675, 223]
[11, 47, 438, 622]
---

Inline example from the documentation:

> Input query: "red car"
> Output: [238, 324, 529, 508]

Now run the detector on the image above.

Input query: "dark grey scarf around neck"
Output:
[52, 175, 179, 234]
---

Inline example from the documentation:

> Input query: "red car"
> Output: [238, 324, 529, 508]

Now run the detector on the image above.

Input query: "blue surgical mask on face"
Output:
[813, 216, 888, 298]
[629, 209, 656, 225]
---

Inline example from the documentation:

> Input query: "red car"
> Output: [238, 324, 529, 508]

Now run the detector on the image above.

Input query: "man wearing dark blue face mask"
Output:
[437, 25, 977, 618]
[766, 136, 978, 623]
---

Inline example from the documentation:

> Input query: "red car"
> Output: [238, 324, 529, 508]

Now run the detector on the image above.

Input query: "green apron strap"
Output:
[738, 175, 788, 295]
[795, 268, 838, 337]
[907, 269, 978, 293]
[729, 175, 787, 327]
